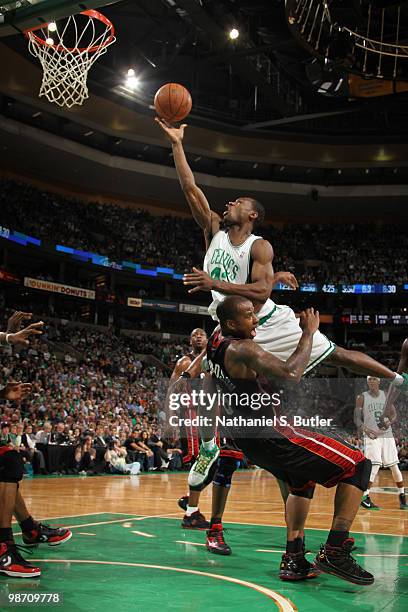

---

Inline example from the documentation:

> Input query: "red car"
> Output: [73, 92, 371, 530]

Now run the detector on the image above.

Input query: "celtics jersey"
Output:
[203, 230, 275, 320]
[362, 390, 390, 436]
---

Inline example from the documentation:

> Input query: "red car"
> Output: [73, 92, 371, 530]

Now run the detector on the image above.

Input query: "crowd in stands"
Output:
[1, 178, 407, 284]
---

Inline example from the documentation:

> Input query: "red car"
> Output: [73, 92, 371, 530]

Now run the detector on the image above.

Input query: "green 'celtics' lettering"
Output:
[209, 249, 239, 281]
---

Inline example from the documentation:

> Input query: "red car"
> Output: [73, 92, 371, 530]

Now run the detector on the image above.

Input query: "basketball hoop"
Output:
[24, 10, 116, 108]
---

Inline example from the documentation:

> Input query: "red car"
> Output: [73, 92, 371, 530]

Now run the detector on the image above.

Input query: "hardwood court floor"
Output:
[1, 470, 406, 612]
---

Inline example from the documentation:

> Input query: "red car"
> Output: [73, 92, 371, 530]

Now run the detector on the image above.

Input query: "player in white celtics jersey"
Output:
[355, 376, 407, 510]
[155, 117, 408, 483]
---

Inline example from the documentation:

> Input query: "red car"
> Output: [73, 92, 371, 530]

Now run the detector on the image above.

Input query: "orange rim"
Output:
[24, 10, 115, 54]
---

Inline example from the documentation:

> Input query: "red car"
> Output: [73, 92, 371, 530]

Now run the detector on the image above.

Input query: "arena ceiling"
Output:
[1, 0, 408, 193]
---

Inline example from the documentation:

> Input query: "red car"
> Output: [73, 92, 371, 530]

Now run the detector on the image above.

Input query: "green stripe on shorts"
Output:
[304, 337, 336, 374]
[257, 305, 277, 327]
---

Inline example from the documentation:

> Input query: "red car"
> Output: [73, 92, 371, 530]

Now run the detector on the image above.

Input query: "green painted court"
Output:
[0, 513, 406, 611]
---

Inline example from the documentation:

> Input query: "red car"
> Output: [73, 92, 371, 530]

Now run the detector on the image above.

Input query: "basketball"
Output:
[154, 83, 192, 123]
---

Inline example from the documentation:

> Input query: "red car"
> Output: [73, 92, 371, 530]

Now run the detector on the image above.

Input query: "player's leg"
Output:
[206, 454, 240, 556]
[14, 489, 72, 546]
[278, 478, 309, 552]
[179, 486, 210, 530]
[361, 464, 381, 509]
[178, 419, 210, 529]
[389, 464, 408, 509]
[0, 450, 40, 578]
[315, 458, 374, 585]
[279, 487, 320, 581]
[360, 437, 381, 510]
[327, 345, 408, 385]
[188, 373, 220, 487]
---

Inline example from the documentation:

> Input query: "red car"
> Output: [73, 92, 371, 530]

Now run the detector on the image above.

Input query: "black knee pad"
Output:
[0, 450, 24, 483]
[289, 483, 316, 499]
[342, 458, 372, 492]
[213, 456, 239, 489]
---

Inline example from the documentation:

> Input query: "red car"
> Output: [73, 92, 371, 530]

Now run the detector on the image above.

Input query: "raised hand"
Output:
[155, 117, 187, 144]
[8, 321, 44, 346]
[299, 308, 320, 335]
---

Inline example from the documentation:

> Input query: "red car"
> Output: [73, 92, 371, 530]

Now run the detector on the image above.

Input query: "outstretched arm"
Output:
[155, 118, 220, 234]
[183, 239, 274, 304]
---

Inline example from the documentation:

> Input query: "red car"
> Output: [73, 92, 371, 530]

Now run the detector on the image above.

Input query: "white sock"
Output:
[186, 505, 198, 516]
[398, 487, 405, 494]
[202, 437, 216, 451]
[363, 490, 370, 497]
[392, 373, 404, 386]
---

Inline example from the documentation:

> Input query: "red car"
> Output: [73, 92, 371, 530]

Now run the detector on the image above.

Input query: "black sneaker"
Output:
[181, 511, 210, 530]
[361, 495, 380, 510]
[279, 552, 320, 581]
[178, 495, 189, 512]
[206, 525, 231, 555]
[0, 543, 41, 578]
[22, 523, 72, 547]
[400, 493, 408, 509]
[314, 539, 374, 585]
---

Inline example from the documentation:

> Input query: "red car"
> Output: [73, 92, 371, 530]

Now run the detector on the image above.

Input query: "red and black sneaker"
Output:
[0, 543, 41, 578]
[206, 525, 231, 556]
[314, 538, 374, 585]
[177, 495, 189, 512]
[181, 511, 210, 530]
[22, 523, 72, 547]
[279, 552, 320, 581]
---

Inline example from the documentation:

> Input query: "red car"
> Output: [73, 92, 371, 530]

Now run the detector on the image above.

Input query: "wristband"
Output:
[180, 371, 191, 379]
[5, 334, 11, 344]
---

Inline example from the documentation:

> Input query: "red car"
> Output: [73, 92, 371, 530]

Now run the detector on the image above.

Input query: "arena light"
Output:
[229, 28, 239, 40]
[45, 37, 54, 45]
[125, 70, 140, 90]
[48, 21, 57, 32]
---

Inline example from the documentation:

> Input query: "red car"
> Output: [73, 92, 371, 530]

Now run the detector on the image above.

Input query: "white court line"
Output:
[257, 549, 285, 554]
[175, 540, 206, 547]
[131, 530, 155, 538]
[133, 512, 181, 521]
[12, 511, 107, 524]
[78, 532, 96, 536]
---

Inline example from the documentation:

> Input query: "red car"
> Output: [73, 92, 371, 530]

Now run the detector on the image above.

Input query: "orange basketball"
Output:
[154, 83, 192, 123]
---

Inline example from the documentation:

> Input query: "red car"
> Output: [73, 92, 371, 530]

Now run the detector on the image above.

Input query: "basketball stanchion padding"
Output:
[24, 10, 116, 108]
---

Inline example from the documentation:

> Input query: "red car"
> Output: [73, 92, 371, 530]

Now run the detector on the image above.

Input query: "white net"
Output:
[25, 10, 115, 108]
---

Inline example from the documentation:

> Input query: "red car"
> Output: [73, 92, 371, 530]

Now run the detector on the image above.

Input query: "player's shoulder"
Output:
[174, 354, 192, 373]
[228, 339, 259, 360]
[251, 237, 273, 260]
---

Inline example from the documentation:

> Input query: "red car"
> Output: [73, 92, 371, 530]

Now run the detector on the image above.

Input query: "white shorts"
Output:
[254, 303, 336, 374]
[363, 436, 399, 468]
